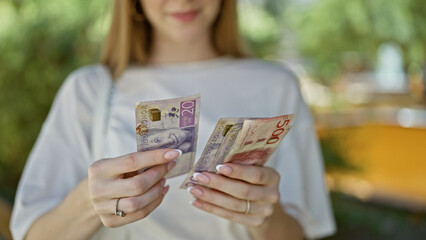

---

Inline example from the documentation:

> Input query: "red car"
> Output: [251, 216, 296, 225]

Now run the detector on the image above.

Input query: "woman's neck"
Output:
[148, 31, 219, 65]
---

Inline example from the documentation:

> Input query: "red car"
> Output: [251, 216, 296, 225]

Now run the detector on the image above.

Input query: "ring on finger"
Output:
[115, 198, 126, 217]
[244, 200, 251, 215]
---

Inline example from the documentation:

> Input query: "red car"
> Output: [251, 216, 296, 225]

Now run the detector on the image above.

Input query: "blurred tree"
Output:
[284, 0, 426, 84]
[0, 0, 108, 202]
[238, 0, 287, 57]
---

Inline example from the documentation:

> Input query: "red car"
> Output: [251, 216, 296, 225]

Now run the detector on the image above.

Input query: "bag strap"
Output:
[91, 65, 114, 161]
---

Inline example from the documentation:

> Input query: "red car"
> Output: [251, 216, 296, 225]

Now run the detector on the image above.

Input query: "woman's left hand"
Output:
[188, 163, 281, 228]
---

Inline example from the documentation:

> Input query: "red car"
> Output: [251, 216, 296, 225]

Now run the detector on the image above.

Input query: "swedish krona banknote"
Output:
[135, 94, 200, 178]
[180, 114, 294, 188]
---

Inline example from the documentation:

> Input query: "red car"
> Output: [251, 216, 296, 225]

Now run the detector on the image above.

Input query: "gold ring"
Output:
[244, 200, 251, 215]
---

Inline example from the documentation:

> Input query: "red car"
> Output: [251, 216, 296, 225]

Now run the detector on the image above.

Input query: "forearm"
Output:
[26, 178, 102, 240]
[248, 203, 304, 240]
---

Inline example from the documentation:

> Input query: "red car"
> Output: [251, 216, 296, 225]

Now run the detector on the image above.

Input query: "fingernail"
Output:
[190, 199, 202, 208]
[216, 164, 232, 174]
[167, 160, 177, 170]
[164, 149, 182, 160]
[160, 178, 166, 186]
[187, 187, 203, 197]
[193, 173, 209, 184]
[162, 185, 170, 195]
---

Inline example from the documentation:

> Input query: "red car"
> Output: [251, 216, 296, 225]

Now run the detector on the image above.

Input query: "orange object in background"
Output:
[317, 108, 426, 211]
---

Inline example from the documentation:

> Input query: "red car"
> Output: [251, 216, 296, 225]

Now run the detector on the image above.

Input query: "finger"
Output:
[216, 164, 280, 186]
[191, 199, 266, 228]
[188, 186, 274, 216]
[90, 160, 175, 200]
[94, 178, 166, 215]
[100, 190, 167, 228]
[89, 149, 181, 178]
[107, 162, 171, 198]
[192, 172, 267, 201]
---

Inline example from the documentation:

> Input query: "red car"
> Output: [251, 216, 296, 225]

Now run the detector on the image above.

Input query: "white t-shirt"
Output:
[11, 58, 335, 240]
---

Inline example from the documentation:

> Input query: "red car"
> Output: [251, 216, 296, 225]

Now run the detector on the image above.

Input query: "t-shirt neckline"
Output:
[128, 56, 235, 73]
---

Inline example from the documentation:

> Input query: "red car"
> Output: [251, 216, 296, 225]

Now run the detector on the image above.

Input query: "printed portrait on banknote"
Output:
[140, 126, 196, 154]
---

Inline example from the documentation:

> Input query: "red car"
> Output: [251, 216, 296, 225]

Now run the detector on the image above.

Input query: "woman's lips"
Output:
[171, 10, 199, 22]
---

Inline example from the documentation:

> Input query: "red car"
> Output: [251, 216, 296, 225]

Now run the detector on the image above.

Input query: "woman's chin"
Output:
[168, 28, 208, 44]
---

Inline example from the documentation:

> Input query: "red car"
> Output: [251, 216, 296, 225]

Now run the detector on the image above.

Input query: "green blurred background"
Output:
[1, 0, 426, 239]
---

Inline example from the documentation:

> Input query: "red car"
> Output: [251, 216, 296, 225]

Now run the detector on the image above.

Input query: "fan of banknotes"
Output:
[135, 95, 294, 188]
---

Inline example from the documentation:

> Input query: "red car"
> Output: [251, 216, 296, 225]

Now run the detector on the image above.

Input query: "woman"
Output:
[11, 0, 335, 239]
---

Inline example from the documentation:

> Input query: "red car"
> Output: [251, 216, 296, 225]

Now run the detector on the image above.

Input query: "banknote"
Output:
[223, 114, 294, 166]
[180, 118, 244, 187]
[194, 118, 245, 172]
[180, 114, 294, 188]
[135, 94, 200, 178]
[207, 123, 243, 172]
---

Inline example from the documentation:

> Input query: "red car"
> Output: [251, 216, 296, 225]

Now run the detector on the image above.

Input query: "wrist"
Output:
[247, 216, 273, 240]
[58, 178, 102, 238]
[246, 203, 304, 240]
[26, 178, 102, 240]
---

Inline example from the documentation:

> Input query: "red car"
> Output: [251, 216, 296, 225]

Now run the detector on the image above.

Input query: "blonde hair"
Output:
[101, 0, 246, 79]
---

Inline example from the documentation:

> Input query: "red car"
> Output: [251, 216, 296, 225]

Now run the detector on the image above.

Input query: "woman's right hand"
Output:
[88, 148, 181, 228]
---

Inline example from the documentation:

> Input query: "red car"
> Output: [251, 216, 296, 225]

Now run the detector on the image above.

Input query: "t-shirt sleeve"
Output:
[271, 72, 336, 239]
[10, 66, 102, 240]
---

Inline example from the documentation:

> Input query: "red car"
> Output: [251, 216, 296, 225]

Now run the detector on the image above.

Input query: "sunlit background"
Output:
[1, 0, 425, 239]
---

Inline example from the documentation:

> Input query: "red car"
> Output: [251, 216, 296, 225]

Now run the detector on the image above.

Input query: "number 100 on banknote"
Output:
[135, 94, 201, 178]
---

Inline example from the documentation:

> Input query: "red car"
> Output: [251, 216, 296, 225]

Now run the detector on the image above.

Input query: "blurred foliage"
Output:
[324, 192, 426, 240]
[238, 0, 287, 57]
[0, 0, 108, 202]
[284, 0, 426, 84]
[319, 136, 358, 172]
